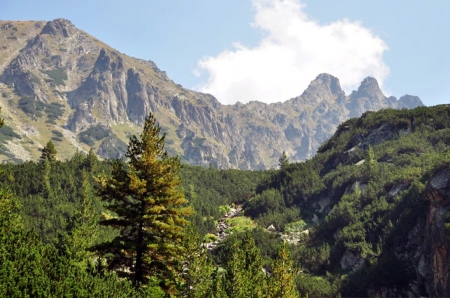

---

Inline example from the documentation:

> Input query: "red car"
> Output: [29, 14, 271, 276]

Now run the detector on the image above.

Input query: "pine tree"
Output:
[63, 170, 98, 264]
[222, 232, 266, 297]
[268, 241, 299, 298]
[84, 148, 98, 172]
[180, 224, 215, 298]
[94, 113, 192, 293]
[40, 140, 57, 162]
[278, 151, 289, 170]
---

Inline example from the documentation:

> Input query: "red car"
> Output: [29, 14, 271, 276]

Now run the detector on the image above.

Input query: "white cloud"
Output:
[194, 0, 389, 105]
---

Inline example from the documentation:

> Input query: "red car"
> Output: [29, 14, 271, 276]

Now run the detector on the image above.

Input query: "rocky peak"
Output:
[399, 95, 424, 109]
[0, 19, 425, 169]
[351, 76, 385, 101]
[316, 73, 343, 95]
[94, 49, 124, 72]
[296, 73, 343, 104]
[41, 18, 76, 38]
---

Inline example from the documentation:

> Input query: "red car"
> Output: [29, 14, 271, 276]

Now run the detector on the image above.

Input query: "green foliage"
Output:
[18, 97, 45, 117]
[0, 180, 147, 297]
[0, 124, 21, 141]
[285, 219, 307, 233]
[181, 165, 268, 235]
[296, 274, 335, 298]
[2, 105, 450, 296]
[278, 151, 290, 169]
[225, 216, 257, 233]
[204, 233, 219, 243]
[268, 241, 299, 298]
[45, 102, 65, 120]
[219, 231, 267, 297]
[44, 68, 68, 86]
[97, 135, 128, 158]
[79, 124, 111, 146]
[18, 98, 64, 120]
[40, 140, 57, 162]
[218, 204, 232, 216]
[94, 113, 192, 294]
[0, 151, 110, 244]
[179, 224, 216, 297]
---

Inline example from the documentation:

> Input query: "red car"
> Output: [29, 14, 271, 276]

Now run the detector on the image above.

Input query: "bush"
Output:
[204, 233, 218, 243]
[0, 125, 21, 140]
[44, 68, 67, 86]
[18, 97, 44, 117]
[79, 125, 111, 145]
[52, 130, 63, 138]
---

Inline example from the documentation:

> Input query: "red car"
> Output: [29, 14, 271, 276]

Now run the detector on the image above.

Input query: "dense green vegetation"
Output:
[2, 105, 450, 296]
[44, 68, 68, 86]
[79, 124, 111, 146]
[17, 97, 65, 123]
[243, 105, 450, 297]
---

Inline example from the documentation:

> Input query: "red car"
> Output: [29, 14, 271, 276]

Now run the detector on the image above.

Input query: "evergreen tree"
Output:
[63, 170, 98, 264]
[278, 151, 289, 170]
[84, 148, 99, 172]
[40, 140, 57, 162]
[222, 232, 266, 297]
[180, 224, 215, 297]
[268, 241, 298, 298]
[94, 113, 192, 293]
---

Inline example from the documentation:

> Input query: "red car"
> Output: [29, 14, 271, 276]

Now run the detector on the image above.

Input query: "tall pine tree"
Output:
[268, 241, 299, 298]
[222, 232, 267, 297]
[94, 113, 192, 293]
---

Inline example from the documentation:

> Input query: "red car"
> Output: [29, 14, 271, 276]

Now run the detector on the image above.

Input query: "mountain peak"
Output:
[399, 95, 424, 109]
[314, 73, 342, 94]
[297, 73, 343, 103]
[41, 18, 76, 38]
[352, 76, 385, 101]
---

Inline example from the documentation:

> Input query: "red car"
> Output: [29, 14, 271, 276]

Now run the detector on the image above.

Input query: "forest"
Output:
[2, 105, 450, 297]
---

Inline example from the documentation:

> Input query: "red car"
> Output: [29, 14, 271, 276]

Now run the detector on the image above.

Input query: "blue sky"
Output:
[2, 0, 450, 106]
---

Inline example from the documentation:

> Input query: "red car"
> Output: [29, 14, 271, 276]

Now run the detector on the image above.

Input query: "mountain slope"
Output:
[0, 19, 423, 168]
[246, 105, 450, 297]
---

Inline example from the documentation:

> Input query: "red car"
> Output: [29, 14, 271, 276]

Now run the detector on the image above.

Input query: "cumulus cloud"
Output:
[194, 0, 389, 105]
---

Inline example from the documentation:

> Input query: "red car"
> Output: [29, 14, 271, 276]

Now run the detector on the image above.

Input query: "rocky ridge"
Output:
[0, 19, 423, 168]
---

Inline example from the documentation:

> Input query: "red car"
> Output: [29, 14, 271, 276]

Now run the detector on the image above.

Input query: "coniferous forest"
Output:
[2, 105, 450, 296]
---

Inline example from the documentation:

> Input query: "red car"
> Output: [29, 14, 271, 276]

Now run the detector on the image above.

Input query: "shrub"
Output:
[44, 68, 67, 86]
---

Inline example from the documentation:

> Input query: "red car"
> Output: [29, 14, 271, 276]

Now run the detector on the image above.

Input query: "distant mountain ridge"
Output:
[0, 18, 423, 168]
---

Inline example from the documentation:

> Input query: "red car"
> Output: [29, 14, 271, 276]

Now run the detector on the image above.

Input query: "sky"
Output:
[2, 0, 450, 106]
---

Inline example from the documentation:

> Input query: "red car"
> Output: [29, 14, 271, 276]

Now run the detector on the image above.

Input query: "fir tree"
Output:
[222, 232, 266, 297]
[268, 241, 299, 298]
[84, 148, 99, 173]
[94, 113, 192, 293]
[63, 170, 98, 264]
[40, 140, 57, 162]
[179, 224, 215, 298]
[278, 151, 289, 170]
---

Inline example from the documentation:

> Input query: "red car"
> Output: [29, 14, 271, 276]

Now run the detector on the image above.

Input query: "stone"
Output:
[340, 250, 364, 271]
[0, 19, 424, 166]
[267, 224, 277, 232]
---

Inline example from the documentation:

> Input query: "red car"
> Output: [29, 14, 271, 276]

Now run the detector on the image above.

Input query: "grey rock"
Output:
[0, 20, 424, 167]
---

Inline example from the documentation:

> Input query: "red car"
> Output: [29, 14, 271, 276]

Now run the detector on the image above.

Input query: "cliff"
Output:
[0, 19, 423, 168]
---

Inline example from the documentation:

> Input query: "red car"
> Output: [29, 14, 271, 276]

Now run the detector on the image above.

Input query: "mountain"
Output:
[0, 19, 423, 168]
[244, 104, 450, 297]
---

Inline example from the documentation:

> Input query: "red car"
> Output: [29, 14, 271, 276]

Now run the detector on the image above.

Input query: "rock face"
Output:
[0, 19, 424, 168]
[413, 168, 450, 297]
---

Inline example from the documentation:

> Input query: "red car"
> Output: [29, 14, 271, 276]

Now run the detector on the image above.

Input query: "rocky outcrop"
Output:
[340, 250, 365, 271]
[206, 206, 242, 250]
[0, 19, 424, 167]
[413, 168, 450, 297]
